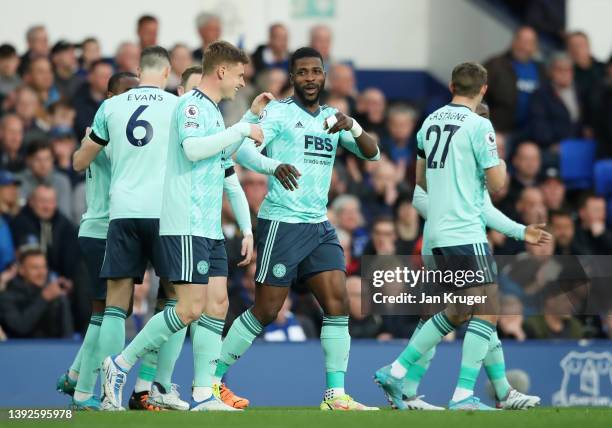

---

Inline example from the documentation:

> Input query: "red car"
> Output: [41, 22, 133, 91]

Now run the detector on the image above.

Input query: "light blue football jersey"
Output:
[416, 103, 499, 248]
[253, 96, 379, 223]
[78, 149, 111, 239]
[90, 86, 177, 220]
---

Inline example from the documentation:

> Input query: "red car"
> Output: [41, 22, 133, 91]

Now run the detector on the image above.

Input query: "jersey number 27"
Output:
[426, 124, 460, 169]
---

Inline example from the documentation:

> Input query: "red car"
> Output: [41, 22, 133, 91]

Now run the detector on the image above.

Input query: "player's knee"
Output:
[176, 301, 205, 324]
[252, 306, 279, 327]
[204, 295, 229, 320]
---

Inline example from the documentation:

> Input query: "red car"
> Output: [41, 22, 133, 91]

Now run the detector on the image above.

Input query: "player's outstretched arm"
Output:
[223, 170, 254, 266]
[183, 123, 263, 162]
[326, 112, 380, 160]
[73, 127, 103, 172]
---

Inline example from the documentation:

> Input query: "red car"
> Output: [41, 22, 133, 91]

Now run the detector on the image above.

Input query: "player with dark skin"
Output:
[250, 55, 378, 327]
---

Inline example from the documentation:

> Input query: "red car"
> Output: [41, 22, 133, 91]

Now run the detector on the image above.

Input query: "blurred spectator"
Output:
[23, 56, 59, 107]
[574, 193, 612, 254]
[18, 25, 49, 76]
[72, 59, 113, 139]
[126, 270, 152, 338]
[48, 100, 76, 129]
[0, 170, 22, 219]
[50, 41, 82, 99]
[566, 31, 605, 109]
[347, 276, 385, 338]
[497, 295, 526, 341]
[137, 15, 158, 49]
[327, 63, 357, 114]
[77, 37, 101, 77]
[515, 187, 547, 225]
[507, 141, 541, 207]
[252, 24, 290, 77]
[394, 199, 419, 254]
[167, 44, 194, 93]
[550, 210, 581, 255]
[0, 44, 21, 96]
[381, 104, 417, 165]
[539, 170, 566, 211]
[222, 62, 255, 126]
[524, 291, 584, 339]
[0, 210, 14, 271]
[240, 169, 267, 214]
[263, 296, 309, 342]
[593, 56, 612, 158]
[363, 216, 396, 256]
[48, 128, 78, 185]
[309, 25, 333, 64]
[193, 13, 221, 64]
[255, 68, 288, 99]
[0, 247, 73, 338]
[114, 42, 140, 74]
[331, 194, 368, 258]
[13, 85, 48, 145]
[10, 185, 78, 279]
[529, 53, 586, 154]
[0, 114, 26, 172]
[355, 88, 386, 137]
[358, 159, 400, 221]
[484, 26, 544, 133]
[326, 94, 350, 115]
[18, 141, 72, 219]
[337, 228, 358, 276]
[228, 259, 257, 322]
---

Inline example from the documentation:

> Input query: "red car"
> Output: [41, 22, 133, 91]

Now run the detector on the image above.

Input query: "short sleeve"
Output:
[471, 118, 499, 170]
[258, 102, 283, 149]
[176, 100, 210, 145]
[89, 101, 109, 145]
[416, 127, 425, 159]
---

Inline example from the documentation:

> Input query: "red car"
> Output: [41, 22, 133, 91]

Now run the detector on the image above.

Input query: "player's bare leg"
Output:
[307, 270, 378, 411]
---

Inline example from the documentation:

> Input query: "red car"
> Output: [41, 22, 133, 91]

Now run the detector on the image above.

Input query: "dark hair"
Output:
[26, 140, 52, 158]
[476, 102, 490, 119]
[372, 215, 395, 230]
[107, 71, 137, 94]
[578, 191, 604, 210]
[26, 55, 51, 73]
[89, 58, 111, 73]
[48, 100, 74, 115]
[202, 41, 249, 75]
[289, 47, 323, 72]
[549, 209, 573, 221]
[138, 15, 158, 28]
[566, 31, 589, 42]
[180, 65, 203, 88]
[18, 245, 45, 265]
[140, 46, 170, 70]
[0, 43, 17, 59]
[451, 62, 488, 97]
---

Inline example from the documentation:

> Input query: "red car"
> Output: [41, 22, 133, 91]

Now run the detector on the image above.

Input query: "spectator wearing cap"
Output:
[529, 53, 587, 157]
[18, 140, 72, 219]
[18, 25, 49, 76]
[0, 170, 22, 220]
[23, 56, 59, 107]
[72, 59, 113, 139]
[10, 184, 78, 279]
[193, 13, 222, 64]
[137, 15, 158, 50]
[0, 114, 26, 173]
[0, 44, 21, 96]
[0, 246, 73, 338]
[51, 41, 82, 99]
[484, 26, 545, 134]
[573, 193, 612, 255]
[76, 38, 101, 77]
[251, 24, 290, 77]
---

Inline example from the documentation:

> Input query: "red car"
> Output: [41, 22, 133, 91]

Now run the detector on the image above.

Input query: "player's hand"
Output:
[525, 223, 552, 245]
[274, 164, 301, 191]
[323, 112, 353, 134]
[249, 124, 264, 146]
[238, 233, 254, 267]
[250, 92, 275, 116]
[41, 280, 65, 301]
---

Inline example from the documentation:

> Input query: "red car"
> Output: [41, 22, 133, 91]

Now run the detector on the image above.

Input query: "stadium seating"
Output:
[560, 139, 597, 189]
[594, 159, 612, 197]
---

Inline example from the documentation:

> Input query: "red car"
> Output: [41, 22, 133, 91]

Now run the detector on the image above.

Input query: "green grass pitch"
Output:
[2, 408, 611, 428]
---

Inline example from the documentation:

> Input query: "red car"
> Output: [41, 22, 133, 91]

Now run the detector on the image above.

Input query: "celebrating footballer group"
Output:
[56, 38, 550, 412]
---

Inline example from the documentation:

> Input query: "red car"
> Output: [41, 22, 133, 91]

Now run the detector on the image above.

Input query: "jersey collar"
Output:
[447, 102, 472, 112]
[193, 88, 220, 111]
[291, 96, 321, 118]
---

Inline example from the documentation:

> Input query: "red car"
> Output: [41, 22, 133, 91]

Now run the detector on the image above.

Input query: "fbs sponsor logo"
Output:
[552, 351, 612, 407]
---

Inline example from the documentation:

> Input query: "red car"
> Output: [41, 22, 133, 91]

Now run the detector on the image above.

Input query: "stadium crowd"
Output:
[0, 13, 610, 343]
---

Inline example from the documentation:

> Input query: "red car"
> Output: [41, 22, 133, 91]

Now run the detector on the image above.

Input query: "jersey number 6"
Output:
[426, 124, 460, 169]
[126, 105, 154, 147]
